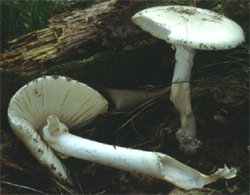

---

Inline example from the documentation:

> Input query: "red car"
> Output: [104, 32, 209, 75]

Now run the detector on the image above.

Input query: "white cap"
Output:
[132, 6, 245, 50]
[8, 75, 108, 183]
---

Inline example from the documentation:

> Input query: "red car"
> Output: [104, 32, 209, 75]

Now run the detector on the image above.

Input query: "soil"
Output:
[1, 75, 249, 194]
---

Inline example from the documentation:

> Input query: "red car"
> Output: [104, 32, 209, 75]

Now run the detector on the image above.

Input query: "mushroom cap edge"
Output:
[132, 5, 245, 50]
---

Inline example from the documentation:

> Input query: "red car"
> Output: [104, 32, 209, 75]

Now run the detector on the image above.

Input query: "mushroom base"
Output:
[171, 82, 202, 154]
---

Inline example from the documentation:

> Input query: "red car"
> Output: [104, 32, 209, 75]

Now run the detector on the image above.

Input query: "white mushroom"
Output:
[42, 114, 236, 190]
[132, 5, 245, 154]
[8, 75, 237, 189]
[8, 75, 108, 183]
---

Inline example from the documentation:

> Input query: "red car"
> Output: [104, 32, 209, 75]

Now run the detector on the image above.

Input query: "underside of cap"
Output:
[132, 6, 245, 50]
[7, 75, 108, 183]
[8, 75, 108, 130]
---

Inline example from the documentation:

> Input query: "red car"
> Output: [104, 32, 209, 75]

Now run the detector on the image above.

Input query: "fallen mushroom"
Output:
[8, 75, 237, 189]
[8, 75, 108, 183]
[132, 5, 245, 154]
[42, 114, 236, 190]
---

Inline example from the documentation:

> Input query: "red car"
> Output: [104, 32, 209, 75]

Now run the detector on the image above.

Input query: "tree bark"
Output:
[0, 0, 170, 75]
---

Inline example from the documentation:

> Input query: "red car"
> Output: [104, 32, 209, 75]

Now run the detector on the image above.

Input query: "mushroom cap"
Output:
[132, 6, 245, 50]
[8, 75, 108, 183]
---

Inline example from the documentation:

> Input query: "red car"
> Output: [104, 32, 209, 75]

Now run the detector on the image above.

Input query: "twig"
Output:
[0, 181, 45, 194]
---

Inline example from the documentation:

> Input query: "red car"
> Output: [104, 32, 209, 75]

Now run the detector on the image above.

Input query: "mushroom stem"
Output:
[101, 86, 170, 111]
[42, 115, 237, 190]
[170, 45, 202, 154]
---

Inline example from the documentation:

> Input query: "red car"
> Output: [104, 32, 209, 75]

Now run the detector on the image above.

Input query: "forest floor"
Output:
[1, 58, 249, 194]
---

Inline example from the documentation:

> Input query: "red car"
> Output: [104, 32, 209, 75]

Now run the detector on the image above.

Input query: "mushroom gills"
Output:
[7, 75, 108, 185]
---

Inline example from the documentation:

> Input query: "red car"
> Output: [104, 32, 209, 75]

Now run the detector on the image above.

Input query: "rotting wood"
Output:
[0, 0, 171, 75]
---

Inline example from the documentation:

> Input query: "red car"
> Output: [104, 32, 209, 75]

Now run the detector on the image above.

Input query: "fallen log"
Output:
[0, 0, 170, 75]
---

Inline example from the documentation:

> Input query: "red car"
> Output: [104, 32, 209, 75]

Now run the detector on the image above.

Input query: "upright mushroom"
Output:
[132, 5, 245, 154]
[8, 75, 237, 189]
